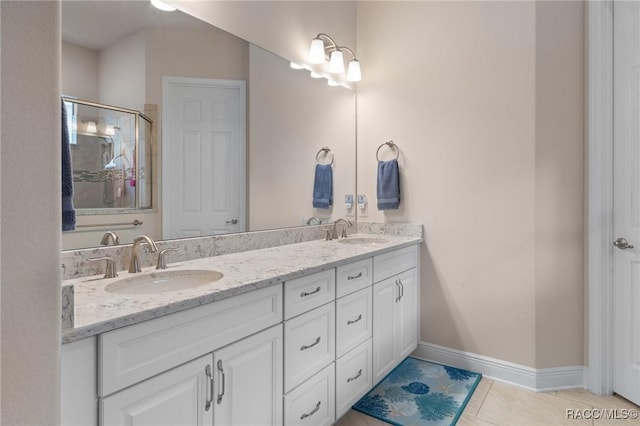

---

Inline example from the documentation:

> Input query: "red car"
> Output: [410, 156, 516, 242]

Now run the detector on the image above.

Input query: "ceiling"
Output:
[62, 0, 212, 51]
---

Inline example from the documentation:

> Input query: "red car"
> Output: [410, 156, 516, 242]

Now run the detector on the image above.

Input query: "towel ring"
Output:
[316, 147, 334, 166]
[376, 140, 400, 161]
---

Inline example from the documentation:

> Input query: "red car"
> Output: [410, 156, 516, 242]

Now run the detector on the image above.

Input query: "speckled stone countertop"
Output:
[62, 232, 422, 344]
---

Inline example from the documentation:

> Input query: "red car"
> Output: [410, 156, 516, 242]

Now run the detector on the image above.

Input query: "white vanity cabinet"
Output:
[62, 242, 421, 426]
[101, 355, 213, 426]
[372, 246, 420, 384]
[213, 325, 283, 426]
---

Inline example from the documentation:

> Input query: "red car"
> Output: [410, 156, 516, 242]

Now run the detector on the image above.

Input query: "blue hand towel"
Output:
[61, 99, 76, 231]
[377, 159, 400, 210]
[312, 164, 333, 209]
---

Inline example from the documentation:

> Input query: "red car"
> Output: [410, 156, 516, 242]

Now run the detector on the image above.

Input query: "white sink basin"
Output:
[105, 270, 224, 295]
[337, 237, 388, 245]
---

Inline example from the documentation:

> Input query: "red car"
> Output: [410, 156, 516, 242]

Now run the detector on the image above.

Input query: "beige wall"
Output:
[357, 0, 584, 369]
[249, 44, 356, 229]
[62, 42, 99, 100]
[99, 29, 146, 110]
[172, 0, 356, 70]
[1, 1, 62, 424]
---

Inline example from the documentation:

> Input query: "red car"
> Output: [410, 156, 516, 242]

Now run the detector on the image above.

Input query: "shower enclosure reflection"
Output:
[64, 98, 152, 210]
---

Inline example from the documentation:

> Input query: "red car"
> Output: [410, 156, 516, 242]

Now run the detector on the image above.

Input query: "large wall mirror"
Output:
[61, 1, 356, 250]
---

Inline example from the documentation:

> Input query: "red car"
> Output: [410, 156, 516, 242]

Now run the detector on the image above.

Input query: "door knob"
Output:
[226, 218, 238, 224]
[614, 237, 634, 250]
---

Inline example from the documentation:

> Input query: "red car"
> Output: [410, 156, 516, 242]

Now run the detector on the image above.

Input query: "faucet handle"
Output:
[88, 256, 118, 279]
[156, 248, 179, 270]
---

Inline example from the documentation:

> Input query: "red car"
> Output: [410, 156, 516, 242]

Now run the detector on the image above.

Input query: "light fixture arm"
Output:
[314, 33, 340, 54]
[337, 46, 357, 61]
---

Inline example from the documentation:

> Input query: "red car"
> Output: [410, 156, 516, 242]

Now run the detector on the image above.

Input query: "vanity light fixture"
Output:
[310, 71, 323, 79]
[290, 62, 305, 70]
[104, 124, 116, 136]
[327, 79, 340, 87]
[86, 121, 97, 133]
[307, 33, 361, 82]
[150, 0, 176, 12]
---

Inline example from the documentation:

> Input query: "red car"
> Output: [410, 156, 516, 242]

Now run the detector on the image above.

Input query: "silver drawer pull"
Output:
[300, 336, 321, 351]
[216, 359, 225, 404]
[204, 365, 214, 411]
[347, 369, 363, 383]
[347, 272, 363, 280]
[347, 314, 363, 325]
[300, 286, 321, 297]
[300, 401, 321, 420]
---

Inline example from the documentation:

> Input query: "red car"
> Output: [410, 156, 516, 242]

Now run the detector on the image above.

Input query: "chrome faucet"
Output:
[331, 218, 353, 240]
[100, 231, 119, 246]
[128, 235, 158, 273]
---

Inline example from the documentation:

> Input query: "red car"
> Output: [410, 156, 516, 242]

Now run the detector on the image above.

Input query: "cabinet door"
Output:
[101, 355, 213, 426]
[213, 325, 283, 426]
[395, 268, 419, 361]
[372, 277, 397, 384]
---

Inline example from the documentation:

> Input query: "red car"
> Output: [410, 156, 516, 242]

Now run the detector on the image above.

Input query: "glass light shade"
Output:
[290, 62, 304, 70]
[104, 124, 116, 136]
[150, 0, 176, 12]
[310, 71, 323, 79]
[86, 121, 97, 133]
[308, 38, 326, 64]
[347, 59, 362, 82]
[328, 50, 345, 73]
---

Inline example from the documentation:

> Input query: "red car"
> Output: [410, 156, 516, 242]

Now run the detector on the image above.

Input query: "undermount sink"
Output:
[337, 237, 388, 245]
[105, 270, 224, 295]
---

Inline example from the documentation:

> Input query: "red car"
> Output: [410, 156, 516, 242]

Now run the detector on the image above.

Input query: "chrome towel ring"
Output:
[376, 140, 400, 161]
[315, 146, 334, 166]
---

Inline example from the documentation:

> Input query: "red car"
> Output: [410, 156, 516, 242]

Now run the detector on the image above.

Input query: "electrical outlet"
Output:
[357, 194, 368, 217]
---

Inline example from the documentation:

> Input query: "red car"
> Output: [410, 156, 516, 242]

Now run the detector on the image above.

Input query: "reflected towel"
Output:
[61, 99, 76, 231]
[377, 159, 400, 210]
[312, 164, 333, 209]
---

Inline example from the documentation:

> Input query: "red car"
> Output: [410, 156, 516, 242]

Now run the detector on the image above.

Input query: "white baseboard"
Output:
[413, 342, 586, 392]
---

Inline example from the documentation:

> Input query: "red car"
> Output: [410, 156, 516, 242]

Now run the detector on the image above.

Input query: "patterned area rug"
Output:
[353, 357, 482, 426]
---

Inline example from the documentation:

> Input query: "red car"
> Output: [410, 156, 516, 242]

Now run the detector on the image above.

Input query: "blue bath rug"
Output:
[353, 357, 482, 426]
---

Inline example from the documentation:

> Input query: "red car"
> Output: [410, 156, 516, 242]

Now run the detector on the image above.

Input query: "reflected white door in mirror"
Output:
[162, 77, 246, 239]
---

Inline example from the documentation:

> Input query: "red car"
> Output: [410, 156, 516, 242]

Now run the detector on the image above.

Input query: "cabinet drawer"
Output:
[284, 363, 335, 426]
[336, 339, 373, 420]
[336, 258, 372, 298]
[99, 285, 282, 396]
[284, 302, 335, 392]
[373, 245, 418, 283]
[336, 287, 372, 358]
[284, 269, 335, 320]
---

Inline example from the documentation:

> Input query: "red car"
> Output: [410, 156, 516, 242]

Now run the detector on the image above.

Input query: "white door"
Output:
[213, 325, 283, 426]
[163, 77, 246, 239]
[101, 355, 213, 426]
[613, 1, 640, 406]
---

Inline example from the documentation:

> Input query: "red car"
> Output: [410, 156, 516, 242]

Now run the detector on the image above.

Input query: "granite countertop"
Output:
[62, 234, 422, 343]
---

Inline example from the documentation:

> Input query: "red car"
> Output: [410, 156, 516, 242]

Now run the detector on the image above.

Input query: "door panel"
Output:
[163, 78, 246, 239]
[613, 1, 640, 405]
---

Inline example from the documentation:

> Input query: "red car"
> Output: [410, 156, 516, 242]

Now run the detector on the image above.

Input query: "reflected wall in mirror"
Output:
[61, 1, 356, 250]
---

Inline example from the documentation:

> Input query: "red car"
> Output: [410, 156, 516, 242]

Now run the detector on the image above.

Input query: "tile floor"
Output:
[336, 378, 640, 426]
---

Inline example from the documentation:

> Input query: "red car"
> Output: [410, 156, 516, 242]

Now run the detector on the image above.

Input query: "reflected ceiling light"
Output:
[327, 79, 340, 87]
[310, 71, 323, 79]
[150, 0, 176, 12]
[86, 121, 97, 133]
[307, 33, 361, 82]
[290, 62, 304, 70]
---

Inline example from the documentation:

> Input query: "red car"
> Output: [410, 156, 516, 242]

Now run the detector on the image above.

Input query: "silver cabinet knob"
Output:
[226, 218, 238, 224]
[614, 237, 635, 250]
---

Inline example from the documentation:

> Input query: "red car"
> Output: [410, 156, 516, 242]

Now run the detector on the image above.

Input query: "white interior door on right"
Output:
[613, 0, 640, 406]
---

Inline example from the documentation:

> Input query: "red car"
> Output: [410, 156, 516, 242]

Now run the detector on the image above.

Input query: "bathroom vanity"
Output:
[61, 225, 422, 426]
